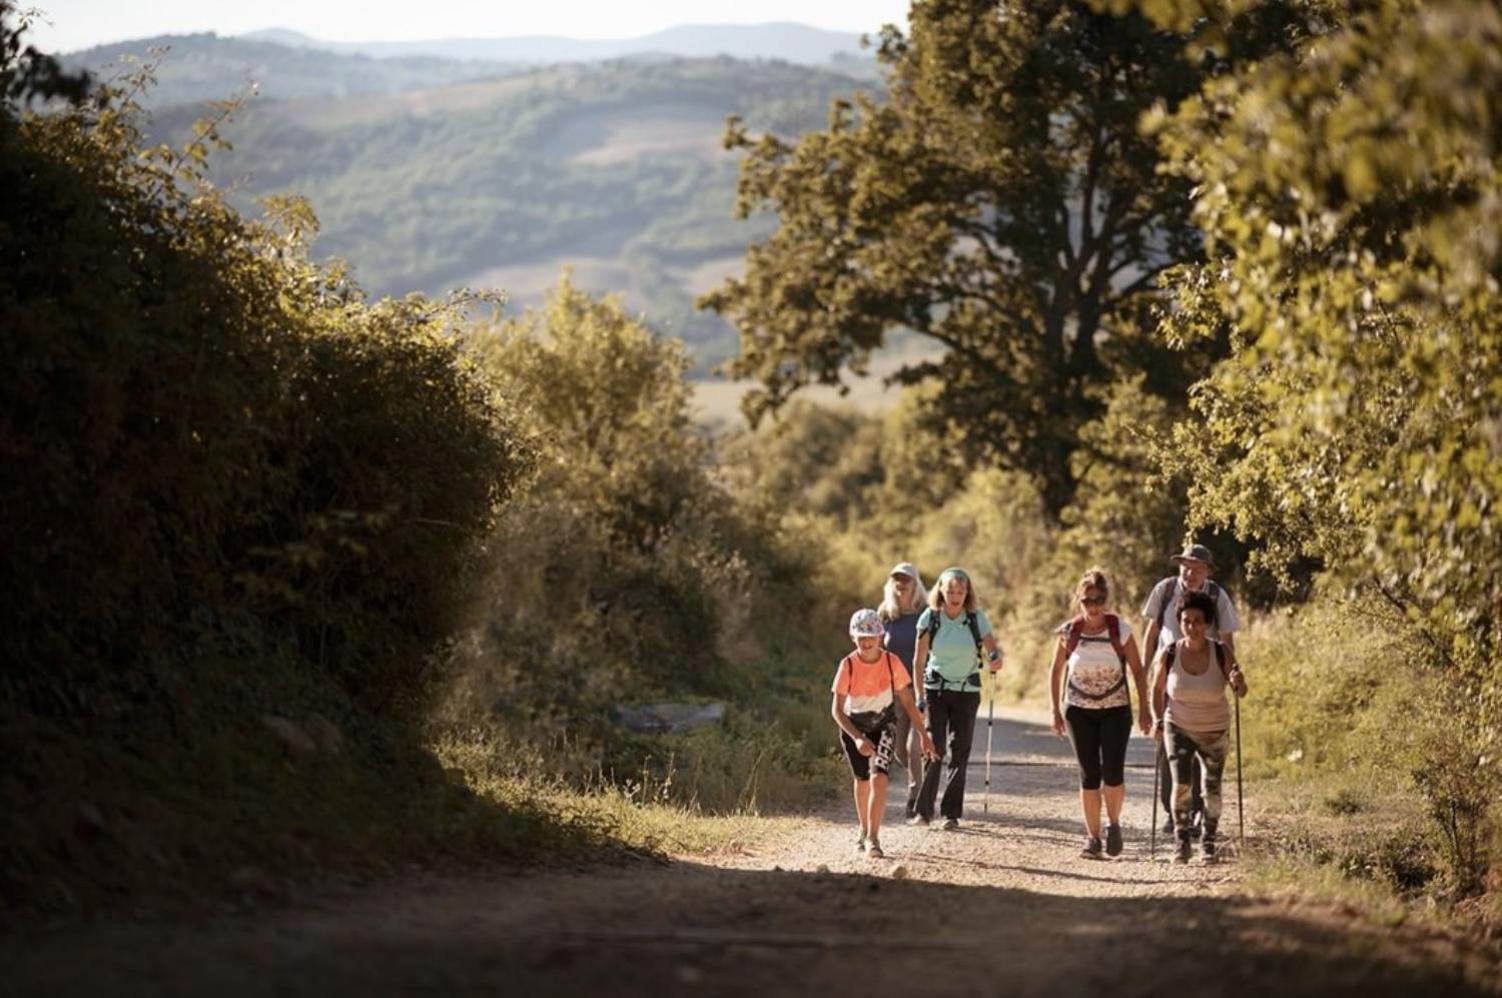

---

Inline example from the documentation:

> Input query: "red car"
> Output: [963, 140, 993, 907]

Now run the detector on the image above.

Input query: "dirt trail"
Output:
[6, 710, 1499, 996]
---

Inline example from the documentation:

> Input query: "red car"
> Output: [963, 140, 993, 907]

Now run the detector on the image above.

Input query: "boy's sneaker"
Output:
[867, 839, 885, 859]
[1080, 836, 1103, 859]
[1105, 823, 1123, 857]
[1173, 839, 1193, 864]
[907, 815, 930, 827]
[942, 817, 960, 831]
[1201, 839, 1219, 865]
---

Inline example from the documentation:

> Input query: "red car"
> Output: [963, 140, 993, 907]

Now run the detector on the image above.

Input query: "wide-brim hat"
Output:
[1169, 543, 1215, 568]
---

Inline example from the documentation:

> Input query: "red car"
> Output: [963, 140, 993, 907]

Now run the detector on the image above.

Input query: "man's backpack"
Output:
[923, 609, 984, 691]
[1062, 614, 1128, 703]
[1154, 578, 1223, 636]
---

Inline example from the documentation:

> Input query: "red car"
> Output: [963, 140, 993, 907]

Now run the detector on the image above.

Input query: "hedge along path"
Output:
[5, 710, 1500, 997]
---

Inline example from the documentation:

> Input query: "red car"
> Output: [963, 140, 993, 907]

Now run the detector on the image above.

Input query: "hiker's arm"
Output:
[830, 694, 867, 749]
[1125, 635, 1152, 734]
[912, 633, 931, 708]
[1227, 659, 1248, 698]
[982, 630, 1003, 672]
[1150, 650, 1169, 737]
[1048, 634, 1068, 737]
[896, 687, 936, 756]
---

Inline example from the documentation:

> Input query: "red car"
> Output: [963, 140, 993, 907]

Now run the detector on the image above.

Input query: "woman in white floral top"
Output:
[1049, 568, 1151, 859]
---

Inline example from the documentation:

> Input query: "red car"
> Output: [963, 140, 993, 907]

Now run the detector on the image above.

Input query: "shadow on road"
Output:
[5, 859, 1497, 997]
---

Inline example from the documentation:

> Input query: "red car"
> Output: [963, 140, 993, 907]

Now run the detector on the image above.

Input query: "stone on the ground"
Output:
[262, 715, 317, 755]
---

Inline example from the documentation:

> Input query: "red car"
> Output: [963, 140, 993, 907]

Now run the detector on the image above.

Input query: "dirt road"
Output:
[6, 710, 1499, 995]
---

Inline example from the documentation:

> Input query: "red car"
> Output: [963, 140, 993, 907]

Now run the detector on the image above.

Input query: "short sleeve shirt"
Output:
[831, 651, 911, 716]
[1140, 578, 1240, 650]
[1059, 616, 1134, 710]
[915, 607, 994, 687]
[882, 610, 922, 677]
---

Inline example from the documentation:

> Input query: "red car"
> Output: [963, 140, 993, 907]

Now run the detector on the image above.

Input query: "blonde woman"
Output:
[1048, 568, 1151, 858]
[909, 567, 1004, 829]
[878, 562, 927, 818]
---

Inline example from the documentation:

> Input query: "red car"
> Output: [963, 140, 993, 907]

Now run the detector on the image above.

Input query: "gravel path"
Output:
[5, 709, 1498, 996]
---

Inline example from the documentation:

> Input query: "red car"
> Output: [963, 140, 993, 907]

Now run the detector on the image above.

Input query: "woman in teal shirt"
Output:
[909, 567, 1005, 828]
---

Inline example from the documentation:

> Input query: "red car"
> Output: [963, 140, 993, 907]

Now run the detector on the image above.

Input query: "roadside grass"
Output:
[1232, 605, 1500, 930]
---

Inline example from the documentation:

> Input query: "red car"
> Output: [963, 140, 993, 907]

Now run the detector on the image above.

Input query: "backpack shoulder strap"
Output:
[1105, 614, 1127, 666]
[1062, 617, 1085, 659]
[1155, 578, 1177, 634]
[1164, 641, 1178, 673]
[1213, 640, 1230, 678]
[965, 611, 983, 654]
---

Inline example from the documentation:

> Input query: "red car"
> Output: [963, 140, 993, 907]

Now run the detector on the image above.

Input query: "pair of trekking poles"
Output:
[1150, 693, 1245, 861]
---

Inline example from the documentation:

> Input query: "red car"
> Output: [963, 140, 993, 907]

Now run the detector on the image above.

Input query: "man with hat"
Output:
[1140, 543, 1241, 838]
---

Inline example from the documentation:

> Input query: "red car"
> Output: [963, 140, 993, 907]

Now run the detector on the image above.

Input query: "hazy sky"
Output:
[28, 1, 913, 53]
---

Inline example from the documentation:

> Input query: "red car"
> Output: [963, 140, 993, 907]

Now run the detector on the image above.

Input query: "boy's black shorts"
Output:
[840, 723, 897, 781]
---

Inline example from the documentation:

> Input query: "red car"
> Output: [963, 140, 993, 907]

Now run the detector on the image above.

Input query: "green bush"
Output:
[0, 11, 535, 913]
[435, 276, 840, 805]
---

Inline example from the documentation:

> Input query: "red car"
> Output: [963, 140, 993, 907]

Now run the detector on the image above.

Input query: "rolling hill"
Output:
[61, 33, 519, 105]
[241, 22, 879, 66]
[143, 54, 877, 368]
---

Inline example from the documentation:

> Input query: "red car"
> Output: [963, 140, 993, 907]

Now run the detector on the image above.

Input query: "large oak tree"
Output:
[703, 0, 1215, 515]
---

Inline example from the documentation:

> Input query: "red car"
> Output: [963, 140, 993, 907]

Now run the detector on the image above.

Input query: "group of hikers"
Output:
[830, 544, 1249, 864]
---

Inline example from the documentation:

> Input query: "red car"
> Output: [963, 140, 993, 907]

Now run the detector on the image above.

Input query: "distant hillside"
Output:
[153, 58, 875, 368]
[61, 33, 517, 106]
[241, 22, 880, 67]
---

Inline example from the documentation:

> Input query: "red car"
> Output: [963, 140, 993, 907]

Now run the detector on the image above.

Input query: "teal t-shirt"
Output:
[916, 607, 993, 687]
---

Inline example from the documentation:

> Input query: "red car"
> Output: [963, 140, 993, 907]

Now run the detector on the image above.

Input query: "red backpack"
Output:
[1062, 614, 1129, 702]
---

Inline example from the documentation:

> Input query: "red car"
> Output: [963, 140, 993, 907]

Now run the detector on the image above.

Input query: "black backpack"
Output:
[1164, 639, 1230, 678]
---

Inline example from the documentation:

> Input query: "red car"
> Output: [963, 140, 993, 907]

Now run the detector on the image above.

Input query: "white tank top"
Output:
[1163, 641, 1229, 735]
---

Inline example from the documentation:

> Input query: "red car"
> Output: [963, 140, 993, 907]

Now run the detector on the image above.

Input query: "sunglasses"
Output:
[1081, 596, 1105, 606]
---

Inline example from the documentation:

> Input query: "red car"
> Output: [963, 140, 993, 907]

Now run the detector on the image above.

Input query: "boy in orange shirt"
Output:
[832, 609, 937, 859]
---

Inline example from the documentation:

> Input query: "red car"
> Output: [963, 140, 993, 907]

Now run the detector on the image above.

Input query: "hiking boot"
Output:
[1173, 839, 1193, 864]
[855, 833, 867, 854]
[942, 817, 960, 831]
[1161, 816, 1175, 836]
[1080, 836, 1103, 859]
[907, 815, 930, 827]
[867, 839, 885, 860]
[1201, 839, 1218, 865]
[1105, 823, 1123, 857]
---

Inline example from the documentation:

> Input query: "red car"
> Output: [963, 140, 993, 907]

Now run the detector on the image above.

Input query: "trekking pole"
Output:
[1150, 736, 1159, 862]
[1234, 688, 1245, 854]
[983, 670, 994, 814]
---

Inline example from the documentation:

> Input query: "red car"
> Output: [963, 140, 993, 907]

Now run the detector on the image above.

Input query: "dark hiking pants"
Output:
[916, 688, 980, 820]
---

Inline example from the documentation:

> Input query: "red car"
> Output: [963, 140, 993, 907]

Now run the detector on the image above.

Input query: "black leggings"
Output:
[1064, 704, 1132, 790]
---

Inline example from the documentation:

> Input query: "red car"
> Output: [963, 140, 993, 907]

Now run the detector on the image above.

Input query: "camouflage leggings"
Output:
[1163, 723, 1228, 842]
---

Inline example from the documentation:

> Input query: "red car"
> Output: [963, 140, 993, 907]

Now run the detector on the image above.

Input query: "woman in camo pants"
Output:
[1149, 589, 1248, 864]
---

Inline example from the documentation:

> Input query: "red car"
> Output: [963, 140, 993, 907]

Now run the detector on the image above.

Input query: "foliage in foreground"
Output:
[0, 4, 535, 914]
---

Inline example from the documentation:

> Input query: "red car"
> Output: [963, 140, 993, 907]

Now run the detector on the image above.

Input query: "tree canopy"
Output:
[704, 0, 1224, 514]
